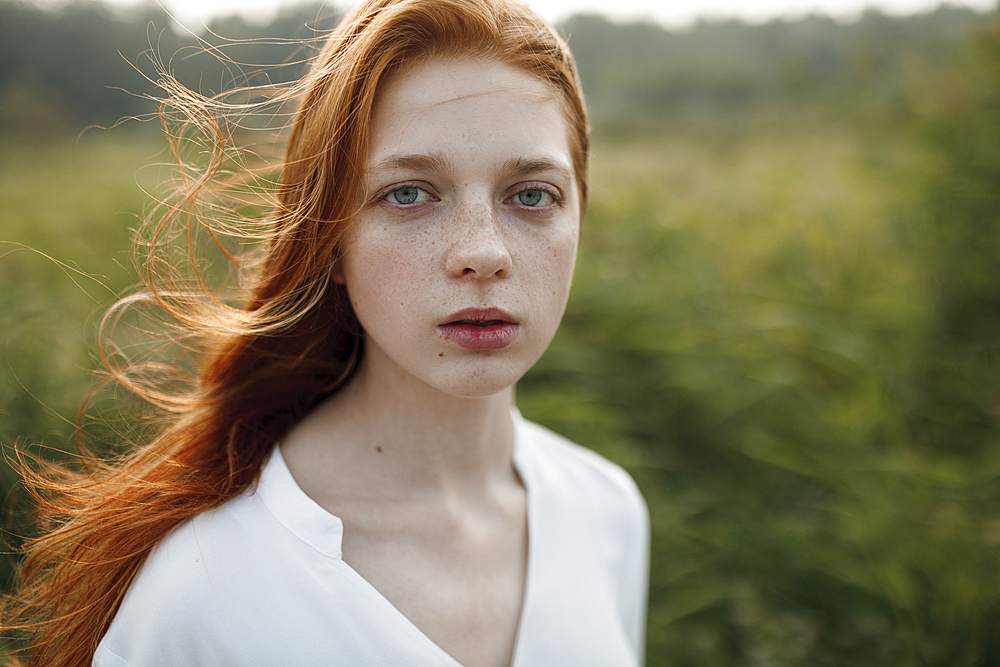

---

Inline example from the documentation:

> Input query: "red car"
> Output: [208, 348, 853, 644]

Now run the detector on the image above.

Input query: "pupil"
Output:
[518, 190, 543, 206]
[395, 187, 418, 204]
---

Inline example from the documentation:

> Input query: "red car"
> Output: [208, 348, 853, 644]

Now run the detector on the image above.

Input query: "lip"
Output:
[438, 308, 520, 350]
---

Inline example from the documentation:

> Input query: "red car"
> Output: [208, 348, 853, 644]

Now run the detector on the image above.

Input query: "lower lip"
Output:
[438, 322, 519, 350]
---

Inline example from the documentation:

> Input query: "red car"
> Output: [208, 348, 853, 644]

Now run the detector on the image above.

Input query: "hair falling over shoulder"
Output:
[0, 1, 589, 664]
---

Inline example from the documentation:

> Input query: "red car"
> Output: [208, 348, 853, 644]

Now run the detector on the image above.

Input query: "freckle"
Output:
[376, 446, 383, 454]
[439, 353, 444, 357]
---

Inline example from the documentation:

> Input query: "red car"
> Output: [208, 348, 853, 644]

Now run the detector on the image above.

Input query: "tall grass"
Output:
[518, 112, 999, 665]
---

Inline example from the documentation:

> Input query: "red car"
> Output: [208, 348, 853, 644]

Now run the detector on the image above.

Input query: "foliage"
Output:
[0, 132, 162, 592]
[519, 19, 1000, 667]
[0, 0, 991, 132]
[0, 0, 342, 133]
[520, 120, 938, 666]
[561, 6, 988, 125]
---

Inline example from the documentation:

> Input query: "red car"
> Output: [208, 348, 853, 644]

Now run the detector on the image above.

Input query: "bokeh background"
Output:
[2, 0, 1000, 664]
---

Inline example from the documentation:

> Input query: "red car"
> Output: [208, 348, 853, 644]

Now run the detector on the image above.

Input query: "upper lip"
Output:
[440, 307, 518, 325]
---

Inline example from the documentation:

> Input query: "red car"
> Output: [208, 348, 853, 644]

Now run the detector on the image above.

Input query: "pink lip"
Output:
[438, 308, 519, 350]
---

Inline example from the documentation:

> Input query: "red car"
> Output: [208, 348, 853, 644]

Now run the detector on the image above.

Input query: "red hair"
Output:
[1, 1, 589, 664]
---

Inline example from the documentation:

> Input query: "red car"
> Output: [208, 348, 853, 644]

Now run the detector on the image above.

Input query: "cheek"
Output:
[344, 237, 430, 314]
[518, 226, 578, 322]
[536, 227, 579, 287]
[557, 229, 580, 275]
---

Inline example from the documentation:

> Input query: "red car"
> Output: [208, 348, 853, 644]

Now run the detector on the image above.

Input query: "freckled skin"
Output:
[276, 56, 580, 667]
[336, 57, 581, 398]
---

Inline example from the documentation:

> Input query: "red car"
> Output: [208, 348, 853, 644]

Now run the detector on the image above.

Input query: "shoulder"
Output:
[97, 493, 265, 656]
[516, 415, 648, 535]
[120, 488, 279, 601]
[96, 482, 339, 665]
[514, 415, 650, 657]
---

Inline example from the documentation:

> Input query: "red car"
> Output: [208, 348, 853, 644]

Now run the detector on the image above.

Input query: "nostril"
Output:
[445, 225, 513, 279]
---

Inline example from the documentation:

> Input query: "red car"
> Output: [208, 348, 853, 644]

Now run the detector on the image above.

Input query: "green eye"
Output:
[517, 189, 544, 206]
[389, 187, 420, 205]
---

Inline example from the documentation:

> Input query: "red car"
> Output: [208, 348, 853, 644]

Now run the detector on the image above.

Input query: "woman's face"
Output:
[337, 56, 581, 398]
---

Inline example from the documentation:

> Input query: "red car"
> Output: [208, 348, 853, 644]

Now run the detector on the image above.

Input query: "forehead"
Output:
[367, 56, 573, 174]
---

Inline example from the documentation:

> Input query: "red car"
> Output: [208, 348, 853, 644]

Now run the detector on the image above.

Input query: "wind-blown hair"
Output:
[1, 0, 589, 664]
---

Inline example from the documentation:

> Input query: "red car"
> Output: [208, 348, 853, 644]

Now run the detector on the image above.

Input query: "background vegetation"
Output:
[2, 1, 999, 664]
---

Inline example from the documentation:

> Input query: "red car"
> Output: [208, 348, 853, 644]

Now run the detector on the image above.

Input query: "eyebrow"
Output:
[366, 152, 573, 182]
[367, 151, 454, 175]
[500, 157, 574, 182]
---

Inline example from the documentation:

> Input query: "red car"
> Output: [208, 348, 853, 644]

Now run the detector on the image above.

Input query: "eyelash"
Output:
[374, 182, 564, 209]
[510, 185, 563, 209]
[377, 183, 437, 207]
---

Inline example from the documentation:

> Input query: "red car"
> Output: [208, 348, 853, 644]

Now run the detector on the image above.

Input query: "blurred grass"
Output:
[517, 111, 1000, 665]
[0, 132, 162, 448]
[2, 64, 999, 666]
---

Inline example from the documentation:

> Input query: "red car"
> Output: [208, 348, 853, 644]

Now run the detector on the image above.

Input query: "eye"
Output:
[517, 189, 545, 206]
[383, 185, 434, 206]
[506, 186, 559, 208]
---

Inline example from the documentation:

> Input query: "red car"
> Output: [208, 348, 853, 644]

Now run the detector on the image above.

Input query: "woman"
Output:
[4, 0, 649, 665]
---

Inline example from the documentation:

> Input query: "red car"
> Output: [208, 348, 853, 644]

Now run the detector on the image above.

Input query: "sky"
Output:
[80, 0, 999, 29]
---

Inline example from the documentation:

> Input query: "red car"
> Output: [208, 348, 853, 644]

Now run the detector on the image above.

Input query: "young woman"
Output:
[4, 1, 649, 665]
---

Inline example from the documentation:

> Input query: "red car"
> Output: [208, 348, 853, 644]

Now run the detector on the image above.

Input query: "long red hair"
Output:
[1, 1, 589, 664]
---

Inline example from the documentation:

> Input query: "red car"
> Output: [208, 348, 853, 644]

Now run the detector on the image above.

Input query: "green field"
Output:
[522, 116, 999, 666]
[3, 104, 997, 664]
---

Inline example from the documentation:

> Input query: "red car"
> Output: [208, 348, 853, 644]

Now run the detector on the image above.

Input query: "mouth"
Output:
[438, 308, 519, 350]
[450, 319, 509, 327]
[441, 307, 518, 326]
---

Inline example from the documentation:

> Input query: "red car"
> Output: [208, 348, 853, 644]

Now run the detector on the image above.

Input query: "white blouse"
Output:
[94, 411, 650, 666]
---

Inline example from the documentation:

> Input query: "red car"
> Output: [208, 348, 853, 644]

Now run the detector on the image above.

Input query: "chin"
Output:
[435, 378, 521, 400]
[425, 365, 527, 400]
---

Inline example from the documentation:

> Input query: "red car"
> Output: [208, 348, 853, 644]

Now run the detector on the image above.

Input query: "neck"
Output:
[281, 351, 518, 500]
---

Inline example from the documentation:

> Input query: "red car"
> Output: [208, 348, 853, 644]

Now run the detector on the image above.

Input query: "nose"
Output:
[445, 204, 512, 280]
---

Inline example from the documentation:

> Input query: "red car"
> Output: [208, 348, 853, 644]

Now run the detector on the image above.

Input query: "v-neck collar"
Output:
[257, 409, 537, 667]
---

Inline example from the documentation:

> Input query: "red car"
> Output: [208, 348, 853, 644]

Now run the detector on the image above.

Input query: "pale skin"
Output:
[281, 56, 581, 667]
